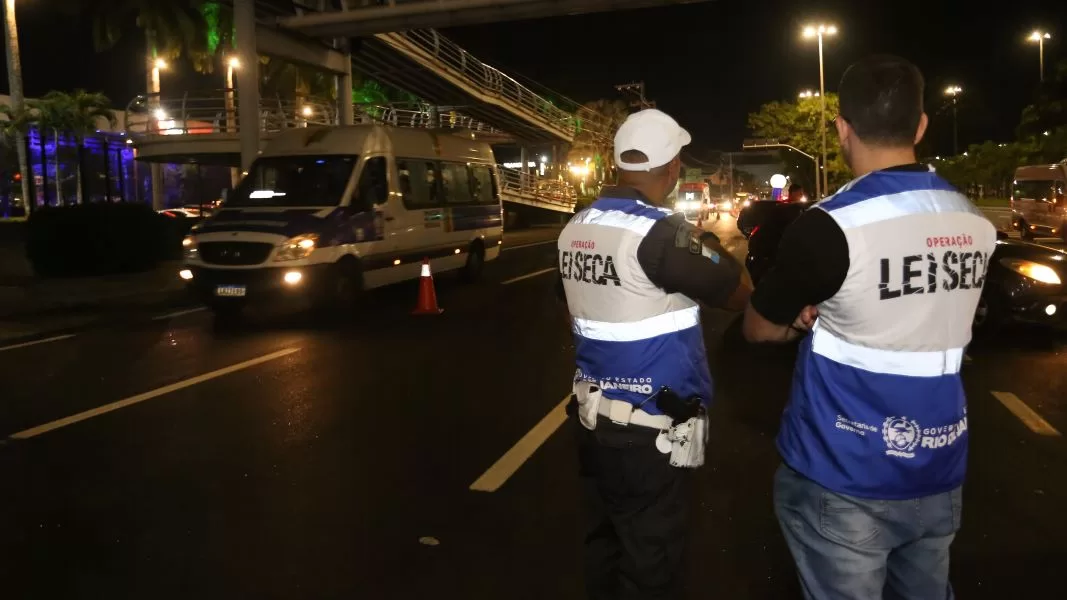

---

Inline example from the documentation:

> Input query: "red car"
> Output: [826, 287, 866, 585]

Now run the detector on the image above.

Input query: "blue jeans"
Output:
[773, 464, 962, 600]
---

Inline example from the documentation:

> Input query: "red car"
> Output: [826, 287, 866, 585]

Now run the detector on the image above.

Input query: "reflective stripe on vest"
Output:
[560, 197, 713, 414]
[777, 168, 995, 500]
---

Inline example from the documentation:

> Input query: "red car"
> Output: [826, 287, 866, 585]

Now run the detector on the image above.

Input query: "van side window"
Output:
[356, 157, 389, 209]
[470, 165, 498, 205]
[397, 160, 441, 208]
[440, 162, 474, 205]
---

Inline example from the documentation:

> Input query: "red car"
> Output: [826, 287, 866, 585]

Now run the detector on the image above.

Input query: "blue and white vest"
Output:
[558, 196, 713, 413]
[778, 167, 997, 499]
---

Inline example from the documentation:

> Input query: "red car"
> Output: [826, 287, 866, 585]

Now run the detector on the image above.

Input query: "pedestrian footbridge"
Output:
[124, 91, 575, 214]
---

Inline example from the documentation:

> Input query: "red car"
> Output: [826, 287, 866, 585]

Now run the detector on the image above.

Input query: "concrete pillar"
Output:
[235, 0, 260, 174]
[519, 145, 528, 187]
[145, 52, 165, 210]
[338, 46, 354, 126]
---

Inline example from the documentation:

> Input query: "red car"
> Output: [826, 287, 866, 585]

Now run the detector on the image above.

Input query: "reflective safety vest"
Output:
[778, 167, 997, 499]
[558, 196, 713, 414]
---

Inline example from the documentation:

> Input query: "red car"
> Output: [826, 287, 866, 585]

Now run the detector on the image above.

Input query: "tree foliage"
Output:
[934, 57, 1067, 197]
[86, 0, 210, 63]
[747, 93, 850, 193]
[570, 99, 629, 180]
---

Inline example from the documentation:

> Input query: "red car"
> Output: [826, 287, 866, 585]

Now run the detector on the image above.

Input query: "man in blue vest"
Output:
[743, 55, 996, 598]
[558, 109, 751, 599]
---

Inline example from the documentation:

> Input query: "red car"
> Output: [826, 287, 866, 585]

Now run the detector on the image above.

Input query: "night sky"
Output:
[5, 0, 1065, 157]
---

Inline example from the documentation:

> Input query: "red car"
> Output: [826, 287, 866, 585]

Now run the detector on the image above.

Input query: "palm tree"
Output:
[3, 0, 32, 215]
[26, 96, 74, 205]
[36, 91, 116, 204]
[0, 101, 32, 212]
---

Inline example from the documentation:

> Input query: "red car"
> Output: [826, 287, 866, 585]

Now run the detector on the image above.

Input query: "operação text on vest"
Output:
[878, 250, 989, 300]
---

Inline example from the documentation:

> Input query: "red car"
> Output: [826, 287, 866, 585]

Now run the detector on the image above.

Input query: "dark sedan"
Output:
[974, 237, 1067, 335]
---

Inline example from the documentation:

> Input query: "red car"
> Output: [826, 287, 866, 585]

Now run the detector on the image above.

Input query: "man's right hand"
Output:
[792, 305, 819, 331]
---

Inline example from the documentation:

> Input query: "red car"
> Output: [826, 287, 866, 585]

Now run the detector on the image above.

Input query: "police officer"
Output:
[557, 109, 751, 599]
[743, 55, 996, 599]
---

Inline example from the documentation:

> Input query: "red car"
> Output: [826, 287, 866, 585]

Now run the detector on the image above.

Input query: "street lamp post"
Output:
[798, 90, 822, 200]
[148, 57, 167, 211]
[944, 86, 962, 155]
[803, 23, 837, 197]
[1028, 30, 1052, 82]
[225, 56, 240, 186]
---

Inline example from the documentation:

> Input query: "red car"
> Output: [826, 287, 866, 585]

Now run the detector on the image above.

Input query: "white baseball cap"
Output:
[613, 109, 692, 172]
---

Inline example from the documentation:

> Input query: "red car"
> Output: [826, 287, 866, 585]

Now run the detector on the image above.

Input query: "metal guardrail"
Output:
[124, 92, 506, 138]
[381, 29, 584, 139]
[498, 167, 577, 210]
[124, 91, 336, 136]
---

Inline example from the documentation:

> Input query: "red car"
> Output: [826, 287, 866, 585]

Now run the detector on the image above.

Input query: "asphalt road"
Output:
[0, 215, 1064, 599]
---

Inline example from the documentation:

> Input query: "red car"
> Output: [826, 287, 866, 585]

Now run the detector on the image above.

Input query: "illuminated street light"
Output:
[227, 56, 240, 69]
[154, 58, 167, 70]
[798, 90, 820, 98]
[801, 22, 837, 199]
[301, 105, 313, 117]
[944, 85, 962, 155]
[1027, 30, 1052, 82]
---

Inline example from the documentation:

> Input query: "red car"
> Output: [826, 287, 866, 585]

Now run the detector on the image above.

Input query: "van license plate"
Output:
[215, 285, 247, 297]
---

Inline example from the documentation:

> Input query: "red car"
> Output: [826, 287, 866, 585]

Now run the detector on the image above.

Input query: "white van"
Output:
[1011, 162, 1067, 241]
[181, 125, 503, 315]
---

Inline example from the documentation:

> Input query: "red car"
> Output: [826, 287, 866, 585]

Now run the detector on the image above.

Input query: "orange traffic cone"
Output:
[412, 258, 444, 315]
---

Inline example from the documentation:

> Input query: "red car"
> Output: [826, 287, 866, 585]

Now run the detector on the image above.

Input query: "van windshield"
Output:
[1014, 179, 1063, 202]
[228, 155, 358, 207]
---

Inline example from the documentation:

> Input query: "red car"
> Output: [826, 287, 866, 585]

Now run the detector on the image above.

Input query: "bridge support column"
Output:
[235, 0, 261, 174]
[519, 146, 529, 185]
[337, 41, 354, 125]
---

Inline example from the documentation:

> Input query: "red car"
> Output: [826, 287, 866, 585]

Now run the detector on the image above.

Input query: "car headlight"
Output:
[722, 201, 733, 209]
[182, 235, 198, 259]
[743, 200, 751, 207]
[274, 234, 319, 262]
[1001, 258, 1062, 284]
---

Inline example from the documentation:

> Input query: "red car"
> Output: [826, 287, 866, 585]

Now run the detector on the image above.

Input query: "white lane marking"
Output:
[152, 307, 207, 321]
[990, 391, 1061, 437]
[470, 395, 570, 492]
[0, 334, 76, 353]
[501, 267, 557, 285]
[502, 239, 557, 252]
[8, 348, 300, 440]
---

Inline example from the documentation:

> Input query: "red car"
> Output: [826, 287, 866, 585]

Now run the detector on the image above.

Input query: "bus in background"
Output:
[675, 181, 711, 221]
[180, 125, 503, 318]
[1011, 161, 1066, 242]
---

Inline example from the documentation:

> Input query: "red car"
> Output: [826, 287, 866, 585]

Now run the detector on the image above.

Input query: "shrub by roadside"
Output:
[25, 204, 190, 277]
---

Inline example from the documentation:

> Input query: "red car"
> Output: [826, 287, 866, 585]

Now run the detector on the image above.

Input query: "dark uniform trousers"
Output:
[575, 416, 690, 600]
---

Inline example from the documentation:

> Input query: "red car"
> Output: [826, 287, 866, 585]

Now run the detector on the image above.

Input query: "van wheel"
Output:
[324, 258, 363, 310]
[461, 243, 485, 283]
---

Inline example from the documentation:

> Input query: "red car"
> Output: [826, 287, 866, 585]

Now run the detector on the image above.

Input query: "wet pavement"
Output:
[0, 217, 1063, 598]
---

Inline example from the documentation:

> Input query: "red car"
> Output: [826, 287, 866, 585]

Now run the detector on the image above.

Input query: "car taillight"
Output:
[751, 225, 760, 237]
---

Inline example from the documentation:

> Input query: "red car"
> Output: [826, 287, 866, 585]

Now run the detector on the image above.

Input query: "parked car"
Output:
[973, 236, 1067, 335]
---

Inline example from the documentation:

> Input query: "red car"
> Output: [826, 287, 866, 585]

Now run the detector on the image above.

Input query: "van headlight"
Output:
[274, 234, 319, 262]
[1001, 258, 1062, 285]
[182, 235, 198, 259]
